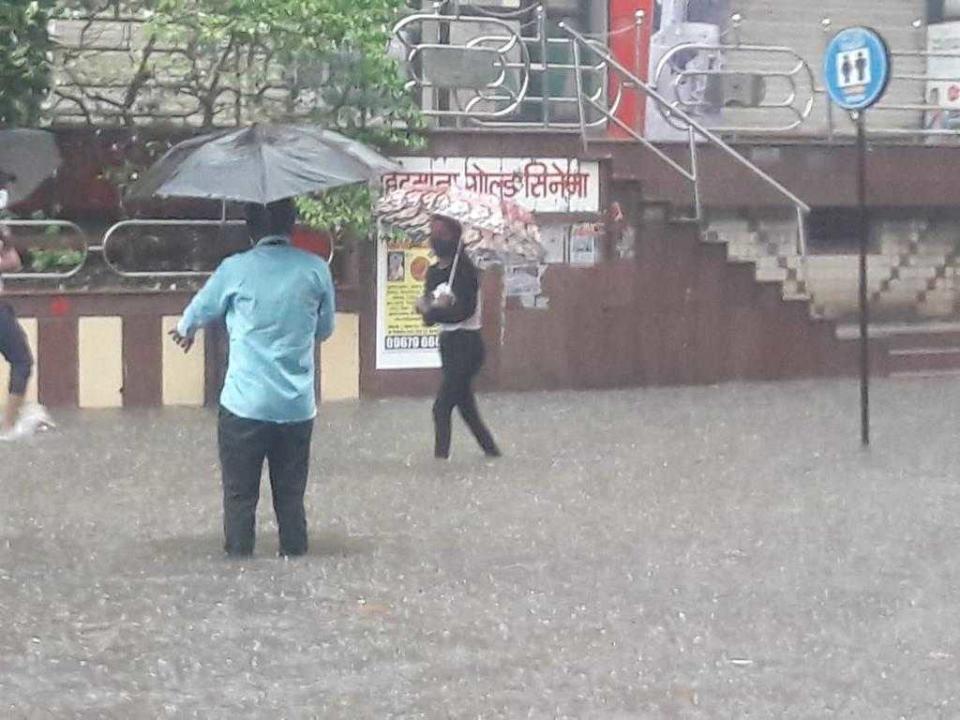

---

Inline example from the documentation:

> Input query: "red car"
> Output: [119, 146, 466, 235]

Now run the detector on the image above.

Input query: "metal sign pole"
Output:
[823, 25, 890, 448]
[856, 111, 870, 447]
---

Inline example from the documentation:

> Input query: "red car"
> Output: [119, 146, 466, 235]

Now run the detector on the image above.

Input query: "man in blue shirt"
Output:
[170, 199, 336, 558]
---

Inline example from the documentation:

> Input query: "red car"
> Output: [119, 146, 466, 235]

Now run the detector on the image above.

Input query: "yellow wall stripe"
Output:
[161, 316, 205, 407]
[78, 316, 123, 409]
[321, 313, 361, 402]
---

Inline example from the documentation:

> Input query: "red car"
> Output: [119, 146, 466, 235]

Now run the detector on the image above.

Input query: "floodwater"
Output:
[2, 379, 960, 718]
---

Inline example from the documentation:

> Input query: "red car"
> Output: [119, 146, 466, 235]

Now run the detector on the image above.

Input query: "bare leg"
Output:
[2, 392, 24, 431]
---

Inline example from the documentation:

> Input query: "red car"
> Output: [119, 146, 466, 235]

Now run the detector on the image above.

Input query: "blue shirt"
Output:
[178, 235, 336, 423]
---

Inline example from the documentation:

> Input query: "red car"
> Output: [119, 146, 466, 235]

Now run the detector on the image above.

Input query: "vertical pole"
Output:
[219, 199, 228, 244]
[688, 124, 702, 222]
[822, 18, 835, 142]
[436, 0, 452, 124]
[571, 38, 590, 152]
[857, 111, 870, 447]
[796, 205, 809, 298]
[539, 6, 550, 128]
[609, 1, 652, 138]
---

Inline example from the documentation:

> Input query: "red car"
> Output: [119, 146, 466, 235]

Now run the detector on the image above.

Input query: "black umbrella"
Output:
[127, 124, 397, 204]
[0, 129, 62, 204]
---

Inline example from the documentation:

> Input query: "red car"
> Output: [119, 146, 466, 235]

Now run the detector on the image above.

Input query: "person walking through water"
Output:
[170, 199, 336, 558]
[0, 171, 51, 441]
[416, 215, 500, 460]
[0, 171, 31, 440]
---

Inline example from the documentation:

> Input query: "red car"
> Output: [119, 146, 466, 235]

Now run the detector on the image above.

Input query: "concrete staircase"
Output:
[637, 203, 960, 383]
[703, 216, 960, 323]
[836, 322, 960, 378]
[492, 211, 865, 391]
[700, 213, 960, 380]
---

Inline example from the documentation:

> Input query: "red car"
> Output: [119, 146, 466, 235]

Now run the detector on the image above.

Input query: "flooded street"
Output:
[3, 379, 960, 718]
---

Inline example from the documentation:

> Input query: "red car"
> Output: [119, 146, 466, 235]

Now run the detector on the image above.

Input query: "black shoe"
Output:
[484, 447, 502, 458]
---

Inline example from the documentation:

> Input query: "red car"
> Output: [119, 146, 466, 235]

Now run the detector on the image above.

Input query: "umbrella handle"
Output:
[448, 242, 463, 287]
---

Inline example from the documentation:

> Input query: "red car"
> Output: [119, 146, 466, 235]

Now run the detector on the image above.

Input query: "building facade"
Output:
[7, 0, 960, 408]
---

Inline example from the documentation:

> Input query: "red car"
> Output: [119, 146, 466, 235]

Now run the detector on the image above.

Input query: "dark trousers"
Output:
[433, 330, 499, 458]
[0, 303, 33, 396]
[217, 407, 314, 557]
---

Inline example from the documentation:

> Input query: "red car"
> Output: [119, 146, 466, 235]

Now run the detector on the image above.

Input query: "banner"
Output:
[382, 157, 601, 214]
[926, 22, 960, 133]
[376, 238, 441, 370]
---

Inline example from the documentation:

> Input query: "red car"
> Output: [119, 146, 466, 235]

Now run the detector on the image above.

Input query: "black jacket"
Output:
[422, 257, 480, 327]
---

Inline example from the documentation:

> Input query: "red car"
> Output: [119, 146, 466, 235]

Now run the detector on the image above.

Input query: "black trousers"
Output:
[217, 407, 314, 557]
[434, 330, 499, 458]
[0, 303, 32, 396]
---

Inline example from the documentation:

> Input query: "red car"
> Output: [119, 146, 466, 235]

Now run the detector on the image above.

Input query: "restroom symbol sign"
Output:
[824, 27, 890, 111]
[837, 48, 871, 89]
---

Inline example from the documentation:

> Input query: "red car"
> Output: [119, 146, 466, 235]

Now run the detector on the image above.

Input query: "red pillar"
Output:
[608, 0, 653, 138]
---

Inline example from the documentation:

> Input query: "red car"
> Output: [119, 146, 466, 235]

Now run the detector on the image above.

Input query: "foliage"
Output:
[51, 0, 423, 240]
[148, 0, 423, 241]
[143, 0, 422, 142]
[0, 0, 53, 126]
[295, 186, 376, 247]
[27, 248, 84, 272]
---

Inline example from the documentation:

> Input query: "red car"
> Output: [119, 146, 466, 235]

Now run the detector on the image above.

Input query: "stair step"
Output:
[885, 347, 960, 374]
[890, 369, 960, 379]
[889, 347, 960, 357]
[836, 321, 960, 340]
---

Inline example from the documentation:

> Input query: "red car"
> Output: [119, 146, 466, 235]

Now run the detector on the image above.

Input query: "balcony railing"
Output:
[393, 6, 960, 143]
[393, 2, 623, 130]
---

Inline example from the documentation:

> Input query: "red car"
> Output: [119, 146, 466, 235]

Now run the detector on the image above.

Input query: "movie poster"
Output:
[376, 239, 441, 370]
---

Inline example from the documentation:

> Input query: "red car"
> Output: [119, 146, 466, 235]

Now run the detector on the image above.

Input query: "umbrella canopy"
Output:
[0, 129, 61, 204]
[127, 124, 397, 204]
[375, 184, 544, 267]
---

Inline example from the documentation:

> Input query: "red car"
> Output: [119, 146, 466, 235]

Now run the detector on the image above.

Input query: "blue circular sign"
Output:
[823, 27, 891, 111]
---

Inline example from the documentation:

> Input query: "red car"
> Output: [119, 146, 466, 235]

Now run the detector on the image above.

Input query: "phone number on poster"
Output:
[384, 335, 440, 350]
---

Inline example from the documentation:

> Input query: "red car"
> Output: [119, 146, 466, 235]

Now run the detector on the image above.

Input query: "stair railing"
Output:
[560, 20, 811, 273]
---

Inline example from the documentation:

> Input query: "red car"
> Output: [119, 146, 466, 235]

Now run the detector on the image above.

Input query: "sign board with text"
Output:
[382, 157, 601, 215]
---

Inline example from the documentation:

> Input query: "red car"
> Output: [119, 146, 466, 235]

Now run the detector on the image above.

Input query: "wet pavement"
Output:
[2, 378, 960, 718]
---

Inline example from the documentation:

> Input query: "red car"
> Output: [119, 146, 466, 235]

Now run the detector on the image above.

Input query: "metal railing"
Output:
[101, 219, 249, 279]
[3, 218, 254, 282]
[844, 30, 960, 139]
[1, 220, 90, 280]
[392, 7, 960, 144]
[651, 15, 819, 136]
[392, 2, 623, 129]
[5, 217, 340, 282]
[561, 22, 811, 260]
[649, 14, 960, 141]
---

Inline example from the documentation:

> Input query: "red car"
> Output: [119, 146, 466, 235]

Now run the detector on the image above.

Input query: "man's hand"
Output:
[414, 296, 431, 315]
[168, 329, 194, 354]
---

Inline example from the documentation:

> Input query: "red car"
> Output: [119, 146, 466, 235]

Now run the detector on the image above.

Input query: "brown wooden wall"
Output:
[359, 221, 861, 398]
